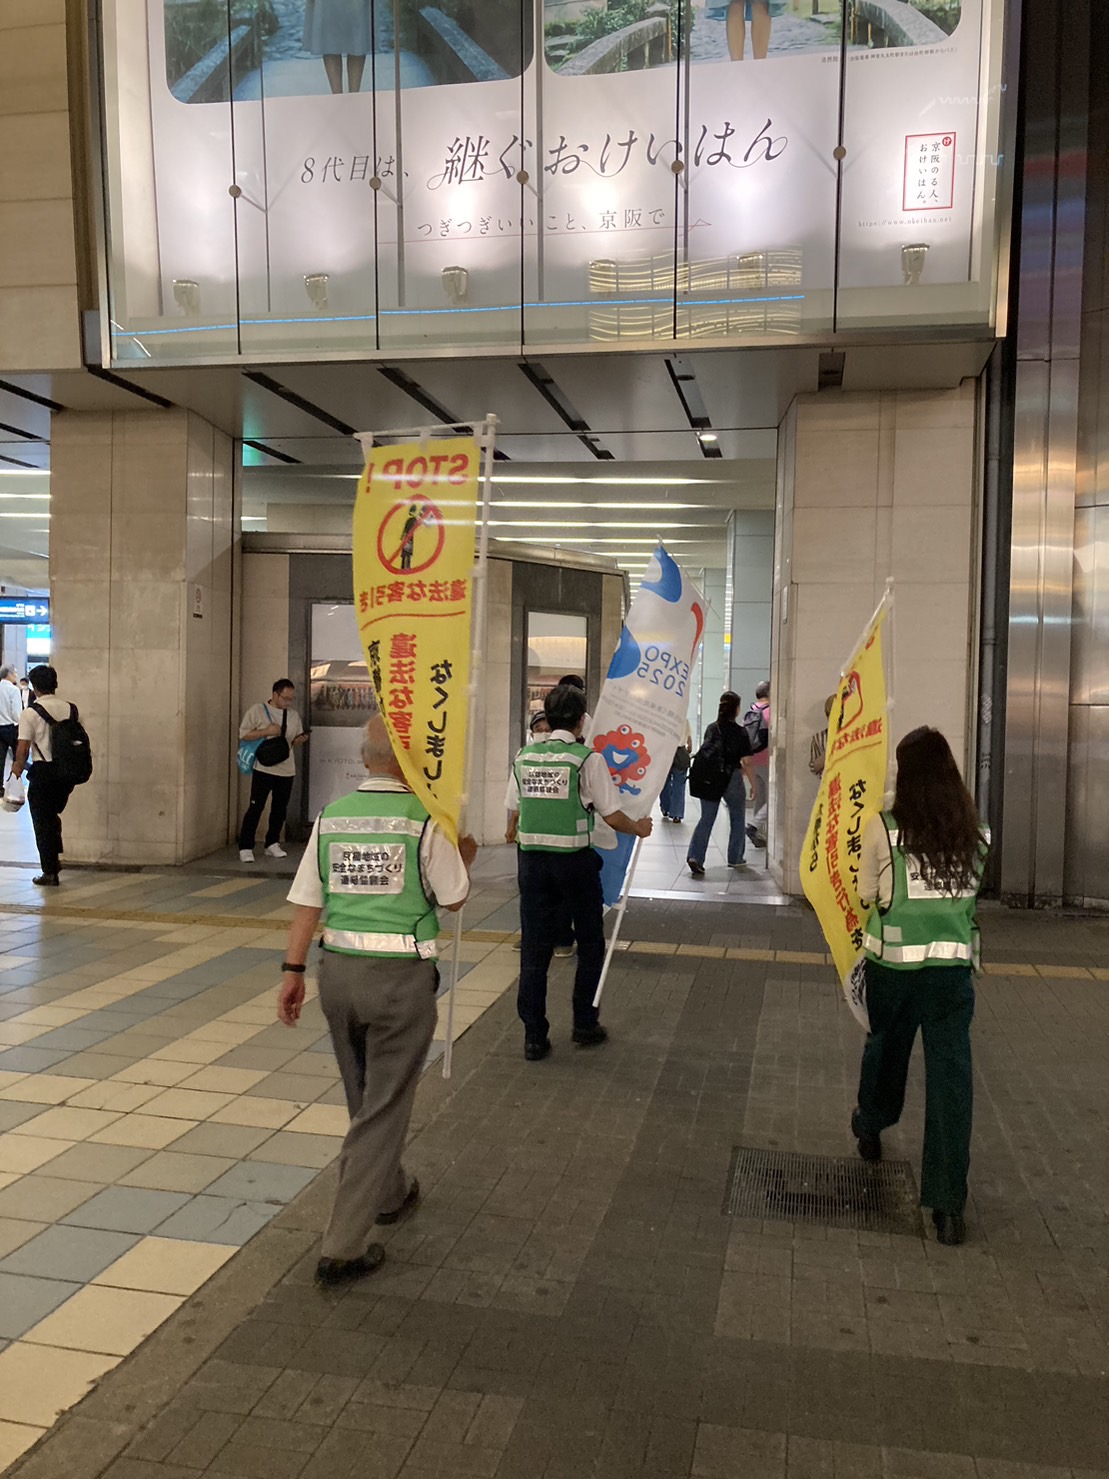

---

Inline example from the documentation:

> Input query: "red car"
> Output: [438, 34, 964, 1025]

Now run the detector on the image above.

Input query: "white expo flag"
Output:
[586, 546, 707, 903]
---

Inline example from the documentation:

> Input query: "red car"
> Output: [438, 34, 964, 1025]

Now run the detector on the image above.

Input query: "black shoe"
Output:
[376, 1177, 419, 1226]
[687, 858, 705, 877]
[850, 1109, 881, 1163]
[932, 1210, 966, 1246]
[745, 823, 758, 843]
[524, 1038, 551, 1062]
[315, 1244, 385, 1287]
[572, 1024, 608, 1047]
[32, 873, 59, 887]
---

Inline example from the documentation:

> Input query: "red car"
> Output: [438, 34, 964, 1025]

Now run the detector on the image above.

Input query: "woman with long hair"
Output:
[687, 691, 753, 876]
[851, 727, 988, 1246]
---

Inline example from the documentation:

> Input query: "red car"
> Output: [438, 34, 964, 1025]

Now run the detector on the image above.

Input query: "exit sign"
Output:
[0, 599, 50, 624]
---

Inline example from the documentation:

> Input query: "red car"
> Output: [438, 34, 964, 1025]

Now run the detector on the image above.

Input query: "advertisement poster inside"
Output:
[101, 0, 1008, 362]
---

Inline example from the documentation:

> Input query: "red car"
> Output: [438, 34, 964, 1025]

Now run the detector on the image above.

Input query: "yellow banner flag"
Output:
[352, 438, 480, 846]
[800, 602, 890, 1024]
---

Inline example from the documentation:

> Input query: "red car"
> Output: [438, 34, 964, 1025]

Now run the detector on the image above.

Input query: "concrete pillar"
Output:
[50, 408, 235, 865]
[770, 383, 981, 894]
[693, 568, 727, 741]
[726, 509, 774, 711]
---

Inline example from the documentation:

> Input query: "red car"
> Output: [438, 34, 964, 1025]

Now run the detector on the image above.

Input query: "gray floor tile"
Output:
[243, 1073, 336, 1103]
[214, 1045, 304, 1073]
[153, 1194, 282, 1245]
[61, 1185, 192, 1233]
[0, 1174, 104, 1223]
[0, 1269, 81, 1338]
[49, 1052, 142, 1079]
[202, 1162, 318, 1204]
[170, 1123, 276, 1158]
[0, 1223, 139, 1281]
[0, 1045, 73, 1072]
[0, 1101, 47, 1132]
[119, 1151, 237, 1194]
[44, 1143, 156, 1183]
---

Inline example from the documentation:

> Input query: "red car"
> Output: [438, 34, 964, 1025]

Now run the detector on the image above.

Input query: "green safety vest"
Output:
[863, 811, 986, 971]
[317, 788, 440, 959]
[513, 739, 594, 852]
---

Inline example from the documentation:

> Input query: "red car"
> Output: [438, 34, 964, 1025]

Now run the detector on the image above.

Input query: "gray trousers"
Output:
[318, 950, 438, 1260]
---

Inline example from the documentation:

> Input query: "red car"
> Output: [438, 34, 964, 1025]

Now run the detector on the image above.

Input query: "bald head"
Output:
[360, 716, 404, 778]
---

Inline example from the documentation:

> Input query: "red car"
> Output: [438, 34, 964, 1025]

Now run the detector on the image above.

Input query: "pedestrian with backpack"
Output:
[238, 679, 309, 863]
[743, 680, 771, 850]
[686, 691, 753, 876]
[9, 664, 93, 886]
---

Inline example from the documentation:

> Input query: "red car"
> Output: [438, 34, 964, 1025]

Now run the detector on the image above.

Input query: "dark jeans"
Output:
[239, 771, 294, 850]
[855, 960, 975, 1215]
[517, 848, 605, 1041]
[689, 768, 747, 866]
[27, 761, 74, 876]
[0, 723, 17, 787]
[659, 764, 687, 821]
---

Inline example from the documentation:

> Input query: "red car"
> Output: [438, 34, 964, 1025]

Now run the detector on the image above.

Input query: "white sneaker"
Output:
[239, 849, 255, 863]
[264, 844, 287, 859]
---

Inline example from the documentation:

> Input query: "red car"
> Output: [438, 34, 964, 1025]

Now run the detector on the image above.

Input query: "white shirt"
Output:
[240, 701, 303, 778]
[288, 778, 469, 911]
[0, 680, 22, 728]
[18, 695, 73, 763]
[857, 813, 894, 909]
[503, 728, 623, 817]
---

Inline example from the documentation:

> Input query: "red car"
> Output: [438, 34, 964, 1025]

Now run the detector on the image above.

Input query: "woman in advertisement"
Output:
[726, 0, 775, 59]
[304, 0, 373, 93]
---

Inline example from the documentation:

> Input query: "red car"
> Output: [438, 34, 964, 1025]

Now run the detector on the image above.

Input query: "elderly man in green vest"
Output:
[278, 714, 475, 1287]
[505, 683, 652, 1061]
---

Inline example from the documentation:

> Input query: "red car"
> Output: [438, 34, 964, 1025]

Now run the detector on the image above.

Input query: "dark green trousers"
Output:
[855, 960, 975, 1215]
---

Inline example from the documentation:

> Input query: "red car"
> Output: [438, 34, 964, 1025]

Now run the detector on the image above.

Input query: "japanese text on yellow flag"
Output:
[352, 439, 480, 846]
[800, 602, 890, 1028]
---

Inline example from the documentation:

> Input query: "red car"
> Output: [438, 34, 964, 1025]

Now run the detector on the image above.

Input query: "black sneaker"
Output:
[524, 1038, 551, 1061]
[32, 873, 59, 887]
[850, 1109, 881, 1163]
[376, 1177, 419, 1226]
[687, 858, 705, 877]
[315, 1244, 385, 1287]
[572, 1024, 608, 1047]
[932, 1210, 966, 1246]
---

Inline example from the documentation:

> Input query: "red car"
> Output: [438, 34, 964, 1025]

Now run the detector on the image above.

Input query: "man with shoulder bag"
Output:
[238, 679, 308, 863]
[9, 664, 93, 886]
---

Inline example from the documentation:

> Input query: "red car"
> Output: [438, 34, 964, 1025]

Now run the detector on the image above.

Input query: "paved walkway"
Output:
[0, 857, 1106, 1475]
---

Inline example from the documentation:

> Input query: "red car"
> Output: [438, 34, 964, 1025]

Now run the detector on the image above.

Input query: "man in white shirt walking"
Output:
[9, 665, 79, 886]
[238, 679, 308, 862]
[0, 666, 22, 795]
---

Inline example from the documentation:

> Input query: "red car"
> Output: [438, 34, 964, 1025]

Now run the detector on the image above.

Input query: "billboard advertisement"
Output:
[100, 0, 1009, 363]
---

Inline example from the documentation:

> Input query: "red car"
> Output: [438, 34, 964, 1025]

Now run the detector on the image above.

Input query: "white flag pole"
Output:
[592, 835, 644, 1009]
[442, 414, 498, 1080]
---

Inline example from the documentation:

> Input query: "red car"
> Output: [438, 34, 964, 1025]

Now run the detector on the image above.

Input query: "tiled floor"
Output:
[0, 836, 533, 1469]
[3, 801, 1107, 1477]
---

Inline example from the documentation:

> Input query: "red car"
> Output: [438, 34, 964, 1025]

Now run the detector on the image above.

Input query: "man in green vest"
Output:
[278, 715, 475, 1287]
[505, 683, 652, 1061]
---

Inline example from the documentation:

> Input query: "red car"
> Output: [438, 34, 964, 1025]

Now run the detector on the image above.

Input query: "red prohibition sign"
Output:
[377, 498, 446, 576]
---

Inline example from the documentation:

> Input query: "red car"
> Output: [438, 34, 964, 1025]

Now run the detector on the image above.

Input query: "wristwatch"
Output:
[281, 962, 306, 974]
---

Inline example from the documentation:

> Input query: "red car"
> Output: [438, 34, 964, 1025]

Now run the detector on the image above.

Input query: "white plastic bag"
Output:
[2, 774, 25, 811]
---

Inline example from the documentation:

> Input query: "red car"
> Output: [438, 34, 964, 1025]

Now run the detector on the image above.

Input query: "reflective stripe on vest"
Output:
[323, 927, 438, 960]
[864, 812, 985, 971]
[319, 816, 425, 839]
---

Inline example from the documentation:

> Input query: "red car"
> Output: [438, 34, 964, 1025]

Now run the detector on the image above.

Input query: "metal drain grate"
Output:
[723, 1146, 923, 1236]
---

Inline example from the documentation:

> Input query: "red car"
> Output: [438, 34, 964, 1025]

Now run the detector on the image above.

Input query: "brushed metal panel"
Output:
[1001, 359, 1049, 901]
[1065, 704, 1109, 906]
[1071, 505, 1109, 706]
[1033, 355, 1080, 898]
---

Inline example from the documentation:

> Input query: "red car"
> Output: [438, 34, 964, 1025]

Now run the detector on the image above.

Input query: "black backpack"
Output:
[743, 703, 769, 755]
[30, 701, 93, 785]
[688, 730, 730, 801]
